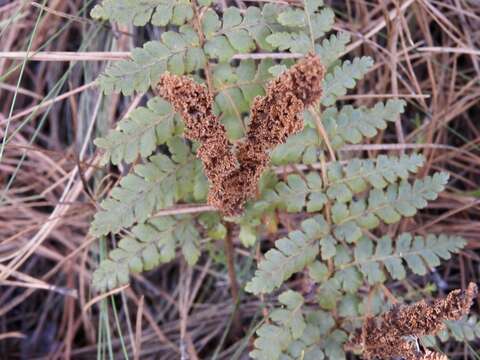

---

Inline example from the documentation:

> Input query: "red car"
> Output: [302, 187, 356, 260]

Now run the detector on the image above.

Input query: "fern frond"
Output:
[326, 153, 424, 202]
[92, 215, 200, 291]
[321, 56, 373, 106]
[326, 99, 406, 147]
[90, 140, 200, 236]
[331, 172, 449, 228]
[339, 234, 466, 286]
[90, 0, 193, 27]
[285, 310, 344, 360]
[213, 59, 273, 139]
[443, 316, 480, 342]
[326, 171, 449, 249]
[267, 172, 326, 213]
[422, 315, 480, 349]
[94, 98, 179, 165]
[271, 127, 321, 165]
[267, 154, 424, 213]
[271, 99, 405, 164]
[303, 0, 335, 40]
[266, 1, 334, 53]
[98, 27, 205, 95]
[254, 306, 348, 360]
[266, 32, 312, 54]
[251, 290, 306, 360]
[203, 6, 280, 61]
[315, 32, 351, 68]
[245, 215, 329, 295]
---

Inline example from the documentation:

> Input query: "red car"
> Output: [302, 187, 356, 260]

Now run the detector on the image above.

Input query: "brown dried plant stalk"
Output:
[157, 54, 325, 215]
[350, 282, 478, 360]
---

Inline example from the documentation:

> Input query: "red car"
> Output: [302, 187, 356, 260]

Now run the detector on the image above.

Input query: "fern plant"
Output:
[90, 1, 475, 359]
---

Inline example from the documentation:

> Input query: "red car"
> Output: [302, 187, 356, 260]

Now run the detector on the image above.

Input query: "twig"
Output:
[152, 204, 217, 217]
[310, 107, 336, 161]
[418, 46, 480, 55]
[83, 284, 130, 312]
[0, 51, 303, 61]
[344, 0, 416, 55]
[0, 81, 96, 125]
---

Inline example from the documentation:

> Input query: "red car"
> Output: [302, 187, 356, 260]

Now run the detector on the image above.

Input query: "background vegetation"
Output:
[1, 0, 479, 359]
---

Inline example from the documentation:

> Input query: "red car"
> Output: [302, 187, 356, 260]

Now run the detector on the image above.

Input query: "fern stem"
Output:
[224, 222, 242, 338]
[319, 151, 335, 277]
[380, 284, 399, 305]
[191, 0, 213, 92]
[311, 107, 336, 161]
[152, 204, 217, 217]
[303, 0, 316, 52]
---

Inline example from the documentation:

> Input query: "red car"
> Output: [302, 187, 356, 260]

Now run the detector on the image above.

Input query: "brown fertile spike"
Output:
[421, 350, 448, 360]
[350, 282, 478, 360]
[245, 53, 325, 150]
[156, 74, 238, 209]
[218, 53, 325, 215]
[156, 74, 224, 142]
[155, 54, 325, 216]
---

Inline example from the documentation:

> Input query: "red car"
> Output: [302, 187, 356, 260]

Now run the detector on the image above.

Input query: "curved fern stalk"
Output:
[93, 215, 200, 291]
[90, 139, 206, 236]
[98, 26, 206, 95]
[245, 215, 330, 295]
[91, 0, 194, 27]
[267, 153, 425, 212]
[94, 97, 180, 165]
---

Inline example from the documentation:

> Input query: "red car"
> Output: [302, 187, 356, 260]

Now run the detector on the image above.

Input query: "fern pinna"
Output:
[90, 1, 476, 359]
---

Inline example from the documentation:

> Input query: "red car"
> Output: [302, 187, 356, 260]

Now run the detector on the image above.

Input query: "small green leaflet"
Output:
[98, 27, 205, 95]
[91, 0, 193, 27]
[95, 97, 179, 165]
[93, 216, 201, 290]
[245, 215, 329, 295]
[90, 140, 203, 236]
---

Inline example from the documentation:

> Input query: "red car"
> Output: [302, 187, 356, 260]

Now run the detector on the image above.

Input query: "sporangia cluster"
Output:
[350, 282, 478, 360]
[157, 54, 325, 215]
